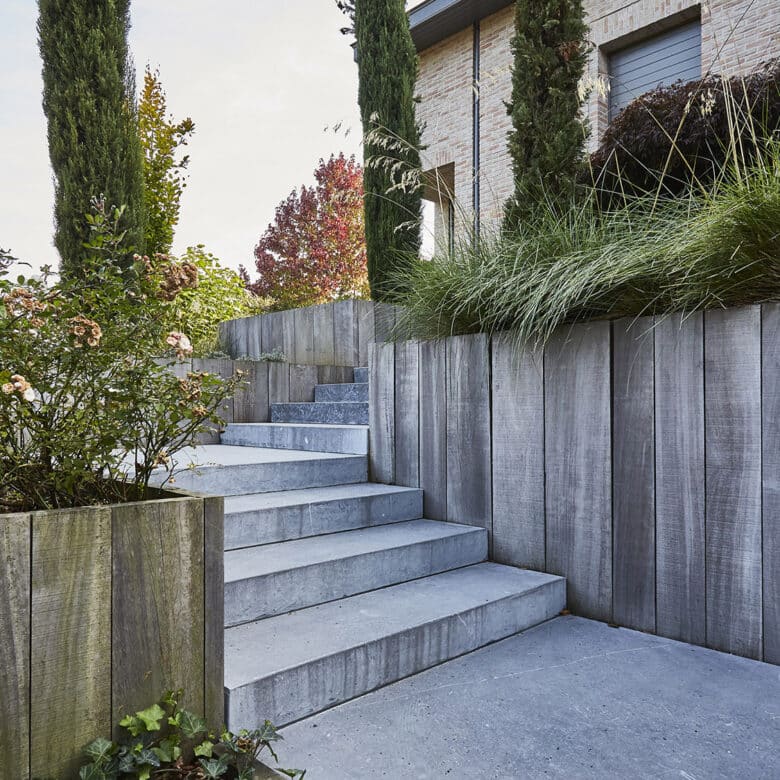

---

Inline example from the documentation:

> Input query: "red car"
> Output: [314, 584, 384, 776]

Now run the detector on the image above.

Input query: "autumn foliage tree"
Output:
[245, 154, 369, 310]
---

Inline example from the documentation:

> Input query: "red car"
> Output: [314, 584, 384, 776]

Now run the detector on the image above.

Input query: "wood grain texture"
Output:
[31, 507, 112, 779]
[762, 303, 780, 663]
[446, 334, 491, 534]
[233, 361, 270, 423]
[318, 365, 354, 385]
[293, 306, 316, 365]
[261, 311, 295, 361]
[612, 318, 656, 632]
[544, 322, 612, 621]
[112, 498, 205, 724]
[203, 496, 225, 727]
[268, 362, 291, 406]
[289, 364, 319, 403]
[333, 300, 359, 366]
[490, 334, 545, 571]
[373, 302, 397, 343]
[704, 306, 763, 659]
[654, 313, 706, 645]
[242, 316, 263, 359]
[419, 339, 447, 520]
[313, 303, 336, 365]
[357, 301, 377, 367]
[369, 341, 395, 483]
[218, 318, 235, 357]
[193, 358, 235, 443]
[0, 513, 31, 780]
[394, 341, 420, 487]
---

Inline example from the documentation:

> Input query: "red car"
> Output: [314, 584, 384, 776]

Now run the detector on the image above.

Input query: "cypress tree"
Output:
[504, 0, 589, 231]
[38, 0, 145, 276]
[354, 0, 422, 302]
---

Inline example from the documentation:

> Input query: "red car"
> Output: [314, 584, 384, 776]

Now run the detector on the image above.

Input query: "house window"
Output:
[608, 19, 702, 121]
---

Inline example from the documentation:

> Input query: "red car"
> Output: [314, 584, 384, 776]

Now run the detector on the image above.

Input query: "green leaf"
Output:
[119, 715, 144, 737]
[136, 702, 166, 732]
[194, 739, 215, 758]
[79, 766, 108, 780]
[199, 755, 230, 778]
[84, 737, 116, 764]
[178, 708, 208, 738]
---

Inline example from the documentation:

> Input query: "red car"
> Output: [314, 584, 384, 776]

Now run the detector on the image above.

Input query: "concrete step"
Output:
[271, 401, 368, 425]
[149, 445, 366, 496]
[225, 563, 566, 728]
[223, 483, 424, 549]
[223, 519, 487, 627]
[353, 367, 368, 383]
[222, 422, 368, 455]
[314, 382, 368, 403]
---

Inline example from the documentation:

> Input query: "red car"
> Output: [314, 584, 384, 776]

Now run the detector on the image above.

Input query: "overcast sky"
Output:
[0, 1, 372, 274]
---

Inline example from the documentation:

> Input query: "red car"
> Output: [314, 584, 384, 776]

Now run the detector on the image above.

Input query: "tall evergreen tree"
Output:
[504, 0, 589, 231]
[353, 0, 422, 301]
[38, 0, 145, 276]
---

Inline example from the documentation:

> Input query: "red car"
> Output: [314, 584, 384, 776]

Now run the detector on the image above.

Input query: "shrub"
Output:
[0, 201, 240, 512]
[588, 59, 780, 202]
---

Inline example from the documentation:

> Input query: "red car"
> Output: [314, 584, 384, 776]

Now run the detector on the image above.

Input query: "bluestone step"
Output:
[149, 445, 366, 496]
[224, 483, 424, 549]
[271, 401, 368, 425]
[353, 367, 368, 383]
[314, 382, 368, 403]
[221, 422, 368, 455]
[224, 563, 566, 728]
[223, 519, 487, 626]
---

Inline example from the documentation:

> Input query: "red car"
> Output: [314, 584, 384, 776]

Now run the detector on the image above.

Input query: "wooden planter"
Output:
[0, 492, 224, 780]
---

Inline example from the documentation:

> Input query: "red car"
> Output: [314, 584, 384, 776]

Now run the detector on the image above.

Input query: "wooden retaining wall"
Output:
[370, 303, 780, 664]
[218, 301, 400, 366]
[0, 494, 223, 780]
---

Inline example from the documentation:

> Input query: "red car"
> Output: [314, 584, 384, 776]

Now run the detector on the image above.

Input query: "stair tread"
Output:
[225, 563, 563, 688]
[158, 444, 362, 468]
[224, 483, 421, 515]
[224, 518, 483, 582]
[226, 423, 368, 431]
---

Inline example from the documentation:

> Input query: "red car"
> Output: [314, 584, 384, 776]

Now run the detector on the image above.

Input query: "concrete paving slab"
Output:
[279, 616, 780, 779]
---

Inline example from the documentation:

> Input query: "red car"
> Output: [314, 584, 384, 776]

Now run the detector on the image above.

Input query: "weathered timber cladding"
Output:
[544, 323, 612, 621]
[612, 318, 656, 633]
[394, 341, 420, 487]
[203, 496, 225, 727]
[333, 300, 359, 366]
[419, 339, 447, 520]
[446, 335, 492, 536]
[490, 334, 544, 571]
[289, 364, 319, 403]
[369, 341, 395, 483]
[654, 313, 706, 645]
[293, 306, 316, 365]
[233, 360, 270, 423]
[0, 514, 31, 780]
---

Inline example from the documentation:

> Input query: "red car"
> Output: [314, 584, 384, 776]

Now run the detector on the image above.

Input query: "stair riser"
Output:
[164, 457, 367, 496]
[226, 580, 566, 728]
[353, 367, 368, 383]
[314, 383, 368, 403]
[271, 402, 368, 425]
[225, 490, 424, 549]
[224, 530, 487, 626]
[222, 424, 368, 455]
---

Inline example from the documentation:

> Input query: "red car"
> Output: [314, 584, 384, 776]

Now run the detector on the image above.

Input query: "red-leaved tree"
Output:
[244, 154, 369, 310]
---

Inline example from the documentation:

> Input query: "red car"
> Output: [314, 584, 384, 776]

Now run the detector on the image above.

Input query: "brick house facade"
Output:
[410, 0, 780, 241]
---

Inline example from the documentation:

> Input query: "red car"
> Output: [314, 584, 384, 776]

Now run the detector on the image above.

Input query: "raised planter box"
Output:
[0, 491, 224, 780]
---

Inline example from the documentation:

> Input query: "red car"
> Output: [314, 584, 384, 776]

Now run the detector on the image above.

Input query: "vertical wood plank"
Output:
[612, 317, 656, 632]
[333, 300, 359, 366]
[203, 496, 225, 728]
[243, 316, 263, 359]
[419, 339, 447, 520]
[490, 334, 545, 571]
[446, 334, 491, 535]
[217, 318, 235, 357]
[705, 306, 763, 659]
[394, 341, 420, 487]
[357, 301, 376, 366]
[193, 358, 234, 443]
[318, 365, 354, 385]
[373, 302, 396, 343]
[112, 498, 205, 723]
[293, 306, 316, 365]
[31, 507, 112, 779]
[763, 302, 780, 664]
[0, 513, 31, 780]
[289, 364, 319, 403]
[261, 312, 282, 357]
[314, 303, 336, 365]
[655, 313, 705, 645]
[369, 341, 395, 483]
[544, 322, 612, 621]
[268, 362, 291, 405]
[233, 361, 270, 423]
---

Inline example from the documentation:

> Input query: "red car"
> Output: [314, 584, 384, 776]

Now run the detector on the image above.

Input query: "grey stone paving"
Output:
[276, 616, 780, 779]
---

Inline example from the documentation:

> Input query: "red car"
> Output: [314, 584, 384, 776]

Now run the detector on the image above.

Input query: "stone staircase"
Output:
[161, 366, 565, 730]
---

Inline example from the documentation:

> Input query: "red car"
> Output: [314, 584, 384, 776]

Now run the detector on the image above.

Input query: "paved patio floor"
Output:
[272, 616, 779, 779]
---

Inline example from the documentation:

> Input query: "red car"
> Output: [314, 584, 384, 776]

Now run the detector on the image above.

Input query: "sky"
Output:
[0, 1, 370, 274]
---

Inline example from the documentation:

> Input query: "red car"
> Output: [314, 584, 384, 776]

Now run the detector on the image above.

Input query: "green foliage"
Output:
[354, 0, 422, 301]
[504, 0, 590, 230]
[0, 202, 240, 512]
[78, 690, 306, 779]
[139, 66, 195, 255]
[163, 246, 262, 355]
[393, 142, 780, 347]
[37, 0, 145, 275]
